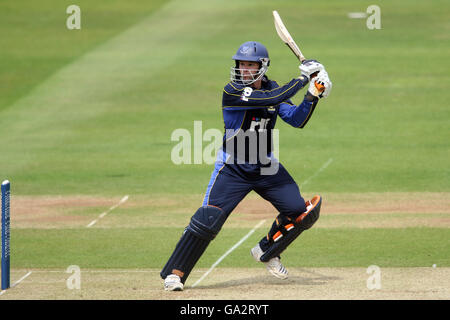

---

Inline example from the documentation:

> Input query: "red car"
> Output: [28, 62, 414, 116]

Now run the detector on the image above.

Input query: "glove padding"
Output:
[299, 59, 324, 81]
[308, 70, 332, 99]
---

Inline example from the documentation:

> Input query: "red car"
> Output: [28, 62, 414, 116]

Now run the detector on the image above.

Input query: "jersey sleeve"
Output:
[222, 77, 309, 110]
[277, 93, 319, 128]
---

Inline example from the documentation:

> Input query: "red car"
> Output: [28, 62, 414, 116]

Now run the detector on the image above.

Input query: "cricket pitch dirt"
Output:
[1, 267, 449, 300]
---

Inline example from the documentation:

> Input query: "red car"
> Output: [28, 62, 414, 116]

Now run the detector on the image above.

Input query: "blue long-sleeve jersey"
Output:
[219, 76, 319, 173]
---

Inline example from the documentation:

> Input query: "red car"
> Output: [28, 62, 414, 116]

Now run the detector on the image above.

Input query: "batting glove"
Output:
[308, 70, 332, 99]
[299, 59, 324, 81]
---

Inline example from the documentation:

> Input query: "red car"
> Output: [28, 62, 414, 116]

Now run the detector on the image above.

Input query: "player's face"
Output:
[239, 61, 260, 81]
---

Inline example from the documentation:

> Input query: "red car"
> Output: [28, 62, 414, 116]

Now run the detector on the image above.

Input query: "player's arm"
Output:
[278, 69, 332, 128]
[222, 77, 309, 110]
[278, 93, 318, 128]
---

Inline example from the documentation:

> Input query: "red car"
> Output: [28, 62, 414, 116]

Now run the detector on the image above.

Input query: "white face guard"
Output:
[230, 58, 269, 85]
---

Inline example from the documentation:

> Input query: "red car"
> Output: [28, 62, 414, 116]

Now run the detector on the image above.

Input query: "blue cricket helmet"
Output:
[231, 41, 270, 85]
[232, 41, 270, 65]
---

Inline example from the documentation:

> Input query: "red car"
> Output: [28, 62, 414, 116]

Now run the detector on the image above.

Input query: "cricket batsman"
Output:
[161, 41, 332, 291]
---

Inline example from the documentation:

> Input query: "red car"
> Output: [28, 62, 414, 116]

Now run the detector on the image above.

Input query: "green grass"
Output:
[0, 0, 168, 112]
[0, 0, 448, 195]
[12, 227, 450, 269]
[1, 0, 449, 281]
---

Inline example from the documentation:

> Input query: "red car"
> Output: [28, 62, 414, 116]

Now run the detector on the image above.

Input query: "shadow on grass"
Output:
[191, 268, 341, 290]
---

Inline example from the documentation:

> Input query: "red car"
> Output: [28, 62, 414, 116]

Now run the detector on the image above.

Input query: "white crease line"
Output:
[300, 158, 333, 189]
[31, 269, 205, 274]
[32, 270, 161, 273]
[0, 271, 33, 296]
[12, 271, 33, 288]
[191, 219, 266, 288]
[87, 195, 129, 227]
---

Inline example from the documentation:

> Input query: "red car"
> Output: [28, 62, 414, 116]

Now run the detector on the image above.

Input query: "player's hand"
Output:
[299, 59, 324, 81]
[308, 70, 332, 99]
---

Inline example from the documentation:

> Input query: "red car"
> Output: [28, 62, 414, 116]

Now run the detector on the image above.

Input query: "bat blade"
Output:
[272, 10, 305, 62]
[273, 10, 325, 93]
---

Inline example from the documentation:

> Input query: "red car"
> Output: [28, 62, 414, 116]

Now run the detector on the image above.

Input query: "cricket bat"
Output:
[273, 10, 324, 92]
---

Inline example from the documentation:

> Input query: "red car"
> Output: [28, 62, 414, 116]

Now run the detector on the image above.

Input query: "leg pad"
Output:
[160, 205, 226, 283]
[260, 195, 322, 262]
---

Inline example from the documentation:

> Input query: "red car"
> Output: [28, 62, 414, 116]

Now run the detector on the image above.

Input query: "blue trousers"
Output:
[202, 162, 306, 252]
